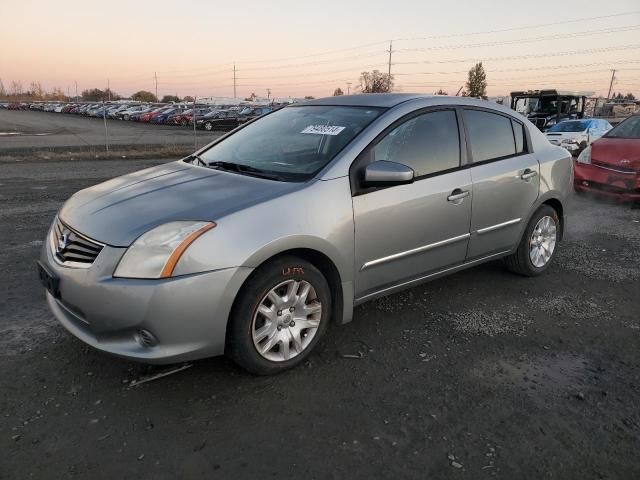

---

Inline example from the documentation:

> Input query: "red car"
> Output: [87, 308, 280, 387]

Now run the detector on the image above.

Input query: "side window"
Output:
[464, 110, 516, 162]
[511, 120, 525, 153]
[372, 110, 460, 177]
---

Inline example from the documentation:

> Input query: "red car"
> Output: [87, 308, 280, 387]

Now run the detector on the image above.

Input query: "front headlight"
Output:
[576, 146, 591, 164]
[114, 221, 216, 279]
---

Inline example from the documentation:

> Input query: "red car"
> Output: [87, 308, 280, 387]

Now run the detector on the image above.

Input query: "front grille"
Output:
[52, 218, 104, 266]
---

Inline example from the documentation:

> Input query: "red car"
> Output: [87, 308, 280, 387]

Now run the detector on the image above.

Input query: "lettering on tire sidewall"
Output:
[282, 266, 305, 277]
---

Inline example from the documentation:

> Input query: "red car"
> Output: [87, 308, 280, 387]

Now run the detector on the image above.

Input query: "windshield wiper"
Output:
[208, 161, 286, 181]
[187, 153, 208, 167]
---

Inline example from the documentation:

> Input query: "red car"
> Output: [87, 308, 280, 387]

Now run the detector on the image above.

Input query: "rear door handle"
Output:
[447, 189, 470, 202]
[519, 169, 538, 181]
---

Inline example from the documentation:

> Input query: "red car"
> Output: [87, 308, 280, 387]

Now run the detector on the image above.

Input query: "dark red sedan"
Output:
[574, 115, 640, 201]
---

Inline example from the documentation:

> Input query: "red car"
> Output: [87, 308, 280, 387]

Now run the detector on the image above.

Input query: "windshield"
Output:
[547, 121, 590, 133]
[528, 97, 558, 114]
[198, 105, 383, 181]
[605, 116, 640, 139]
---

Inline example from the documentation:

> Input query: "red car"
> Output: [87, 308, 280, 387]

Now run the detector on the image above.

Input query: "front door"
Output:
[352, 109, 472, 298]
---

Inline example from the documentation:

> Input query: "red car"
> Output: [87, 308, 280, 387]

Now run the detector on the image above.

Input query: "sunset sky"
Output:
[1, 0, 639, 99]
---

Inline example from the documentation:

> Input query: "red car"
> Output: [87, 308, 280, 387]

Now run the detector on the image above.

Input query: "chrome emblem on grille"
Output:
[620, 159, 630, 165]
[57, 230, 70, 252]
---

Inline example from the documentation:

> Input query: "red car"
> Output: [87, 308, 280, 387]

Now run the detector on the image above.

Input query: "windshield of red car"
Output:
[605, 116, 640, 139]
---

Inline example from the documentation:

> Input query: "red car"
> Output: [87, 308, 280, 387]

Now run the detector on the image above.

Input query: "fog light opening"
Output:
[135, 329, 158, 348]
[582, 181, 590, 187]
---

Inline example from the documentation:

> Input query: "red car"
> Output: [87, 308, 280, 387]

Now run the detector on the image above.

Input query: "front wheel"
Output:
[204, 121, 213, 131]
[227, 256, 331, 375]
[504, 205, 560, 276]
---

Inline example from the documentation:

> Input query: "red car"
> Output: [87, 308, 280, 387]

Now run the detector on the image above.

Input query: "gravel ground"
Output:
[1, 158, 639, 479]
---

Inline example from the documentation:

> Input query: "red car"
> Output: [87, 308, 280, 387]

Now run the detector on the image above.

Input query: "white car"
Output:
[545, 119, 612, 155]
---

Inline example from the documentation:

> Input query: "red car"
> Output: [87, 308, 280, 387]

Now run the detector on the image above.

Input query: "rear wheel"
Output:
[504, 205, 559, 276]
[227, 256, 330, 375]
[204, 121, 213, 131]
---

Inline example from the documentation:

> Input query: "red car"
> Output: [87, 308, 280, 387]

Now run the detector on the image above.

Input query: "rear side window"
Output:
[372, 110, 460, 177]
[464, 110, 517, 162]
[512, 120, 525, 153]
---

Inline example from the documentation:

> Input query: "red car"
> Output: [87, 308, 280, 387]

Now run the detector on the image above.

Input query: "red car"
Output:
[574, 115, 640, 202]
[138, 107, 169, 123]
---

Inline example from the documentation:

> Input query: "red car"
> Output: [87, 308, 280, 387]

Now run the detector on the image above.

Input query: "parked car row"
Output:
[0, 101, 275, 131]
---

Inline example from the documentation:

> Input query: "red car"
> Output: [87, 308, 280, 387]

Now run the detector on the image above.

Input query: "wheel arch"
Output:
[236, 245, 351, 327]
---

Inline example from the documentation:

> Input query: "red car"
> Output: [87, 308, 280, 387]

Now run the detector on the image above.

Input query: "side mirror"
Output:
[363, 160, 414, 187]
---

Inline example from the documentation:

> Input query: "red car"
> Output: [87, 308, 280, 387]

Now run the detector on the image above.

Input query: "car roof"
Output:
[298, 93, 433, 108]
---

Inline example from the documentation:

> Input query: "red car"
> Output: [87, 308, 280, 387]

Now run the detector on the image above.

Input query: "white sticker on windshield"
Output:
[301, 125, 346, 135]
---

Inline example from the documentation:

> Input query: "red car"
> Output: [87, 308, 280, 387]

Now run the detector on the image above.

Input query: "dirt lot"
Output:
[0, 109, 222, 154]
[1, 158, 639, 479]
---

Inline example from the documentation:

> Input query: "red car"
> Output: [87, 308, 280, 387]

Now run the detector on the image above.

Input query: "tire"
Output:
[123, 114, 129, 121]
[504, 205, 560, 277]
[227, 256, 331, 375]
[204, 122, 213, 131]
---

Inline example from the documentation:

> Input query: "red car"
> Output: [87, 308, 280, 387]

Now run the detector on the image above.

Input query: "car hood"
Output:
[59, 161, 300, 247]
[591, 137, 640, 169]
[545, 131, 586, 142]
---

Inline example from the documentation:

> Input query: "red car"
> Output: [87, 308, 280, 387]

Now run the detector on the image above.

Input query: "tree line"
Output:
[0, 80, 195, 104]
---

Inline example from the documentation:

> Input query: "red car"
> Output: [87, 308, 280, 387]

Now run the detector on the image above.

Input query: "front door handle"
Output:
[519, 169, 538, 181]
[447, 189, 470, 202]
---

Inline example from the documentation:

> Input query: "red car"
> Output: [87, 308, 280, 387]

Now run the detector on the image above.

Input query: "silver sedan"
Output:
[38, 94, 572, 374]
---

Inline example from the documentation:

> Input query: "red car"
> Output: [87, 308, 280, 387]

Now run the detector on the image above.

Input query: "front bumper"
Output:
[40, 236, 252, 364]
[574, 161, 640, 201]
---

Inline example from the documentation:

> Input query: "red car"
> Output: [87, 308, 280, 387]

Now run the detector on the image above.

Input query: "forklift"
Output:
[510, 89, 593, 131]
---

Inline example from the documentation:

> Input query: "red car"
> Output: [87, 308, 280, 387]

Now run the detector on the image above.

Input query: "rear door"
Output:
[353, 108, 472, 298]
[462, 108, 540, 259]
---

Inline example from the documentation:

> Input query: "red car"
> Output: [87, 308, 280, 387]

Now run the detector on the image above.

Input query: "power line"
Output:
[395, 10, 640, 41]
[137, 11, 640, 78]
[393, 60, 640, 76]
[396, 25, 640, 52]
[395, 45, 640, 66]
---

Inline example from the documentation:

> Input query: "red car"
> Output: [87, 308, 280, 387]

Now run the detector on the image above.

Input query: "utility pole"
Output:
[193, 95, 197, 150]
[233, 64, 237, 99]
[267, 88, 271, 100]
[386, 40, 393, 91]
[74, 81, 78, 102]
[347, 82, 351, 95]
[107, 79, 111, 101]
[154, 72, 158, 101]
[607, 69, 616, 100]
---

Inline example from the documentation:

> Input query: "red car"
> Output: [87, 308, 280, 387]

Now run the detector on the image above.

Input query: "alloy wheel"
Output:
[251, 279, 322, 362]
[529, 215, 557, 268]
